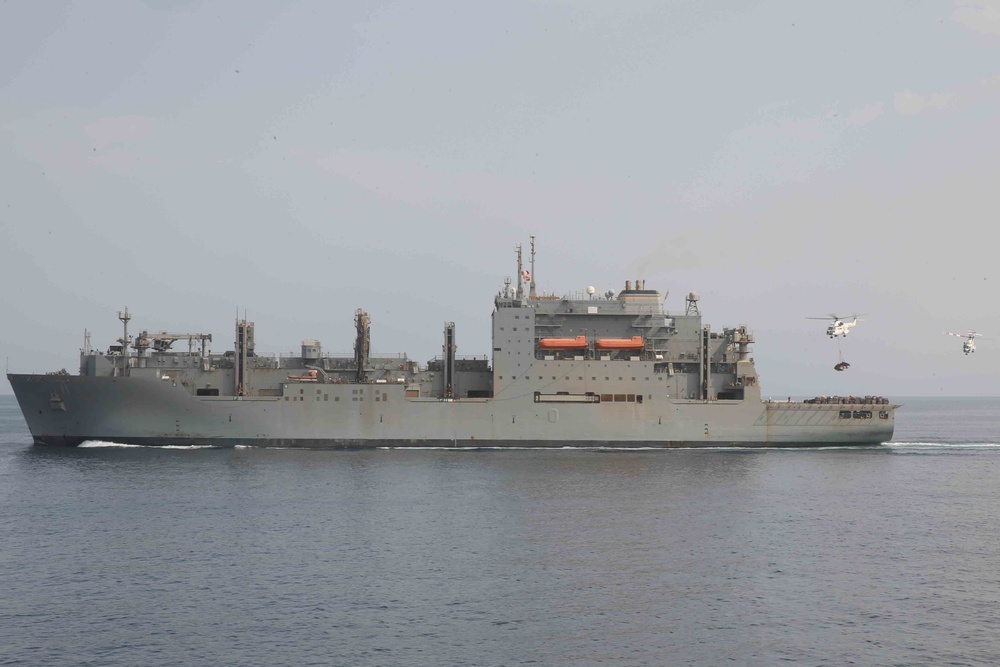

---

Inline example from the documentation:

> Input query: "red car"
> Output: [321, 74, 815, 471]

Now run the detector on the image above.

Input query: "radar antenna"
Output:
[685, 292, 700, 316]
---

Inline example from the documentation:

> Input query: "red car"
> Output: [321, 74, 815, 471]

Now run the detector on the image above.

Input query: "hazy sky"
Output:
[2, 1, 999, 397]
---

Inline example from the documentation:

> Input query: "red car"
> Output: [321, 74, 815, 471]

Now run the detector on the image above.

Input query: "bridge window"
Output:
[839, 410, 852, 419]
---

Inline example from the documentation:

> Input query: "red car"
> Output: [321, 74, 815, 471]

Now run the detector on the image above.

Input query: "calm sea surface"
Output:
[2, 395, 999, 666]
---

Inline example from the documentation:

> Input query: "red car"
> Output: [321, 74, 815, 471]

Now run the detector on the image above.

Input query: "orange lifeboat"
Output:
[538, 336, 588, 349]
[595, 336, 644, 350]
[287, 369, 319, 382]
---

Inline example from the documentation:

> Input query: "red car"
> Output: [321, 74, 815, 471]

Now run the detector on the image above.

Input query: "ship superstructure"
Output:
[8, 239, 896, 447]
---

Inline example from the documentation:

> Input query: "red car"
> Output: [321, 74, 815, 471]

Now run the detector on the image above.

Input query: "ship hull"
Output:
[9, 374, 897, 448]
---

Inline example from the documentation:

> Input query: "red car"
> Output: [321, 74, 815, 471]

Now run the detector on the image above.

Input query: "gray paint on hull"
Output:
[9, 374, 896, 448]
[30, 436, 890, 449]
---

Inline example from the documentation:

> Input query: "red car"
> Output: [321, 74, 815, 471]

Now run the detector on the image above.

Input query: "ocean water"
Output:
[1, 394, 999, 667]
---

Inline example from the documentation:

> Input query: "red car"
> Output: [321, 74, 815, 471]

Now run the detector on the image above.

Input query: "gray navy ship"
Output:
[8, 239, 897, 448]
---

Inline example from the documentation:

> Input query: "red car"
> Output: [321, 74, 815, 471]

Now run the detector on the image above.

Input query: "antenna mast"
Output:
[529, 235, 536, 299]
[117, 307, 131, 376]
[515, 243, 523, 299]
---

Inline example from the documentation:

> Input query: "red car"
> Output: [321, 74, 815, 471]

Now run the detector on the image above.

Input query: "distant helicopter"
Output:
[807, 314, 864, 338]
[947, 330, 982, 355]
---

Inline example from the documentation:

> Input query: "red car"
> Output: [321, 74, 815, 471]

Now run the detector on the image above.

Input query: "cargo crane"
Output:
[134, 331, 213, 356]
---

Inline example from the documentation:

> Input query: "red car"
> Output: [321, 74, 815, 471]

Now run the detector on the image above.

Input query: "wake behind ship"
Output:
[8, 240, 897, 448]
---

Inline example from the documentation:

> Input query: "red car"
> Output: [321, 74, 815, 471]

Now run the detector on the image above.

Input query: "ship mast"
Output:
[443, 321, 456, 398]
[235, 317, 254, 396]
[529, 235, 536, 299]
[354, 309, 370, 383]
[117, 307, 131, 377]
[515, 243, 523, 300]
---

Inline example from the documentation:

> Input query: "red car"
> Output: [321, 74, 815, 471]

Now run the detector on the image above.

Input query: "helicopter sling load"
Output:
[807, 314, 864, 338]
[947, 330, 982, 355]
[807, 314, 866, 370]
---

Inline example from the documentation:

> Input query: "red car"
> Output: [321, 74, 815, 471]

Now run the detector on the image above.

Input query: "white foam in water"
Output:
[79, 440, 144, 448]
[889, 441, 1000, 448]
[159, 445, 218, 449]
[377, 445, 734, 451]
[79, 440, 217, 449]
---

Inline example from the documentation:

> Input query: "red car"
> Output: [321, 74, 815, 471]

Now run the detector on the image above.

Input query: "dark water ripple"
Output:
[2, 396, 1000, 666]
